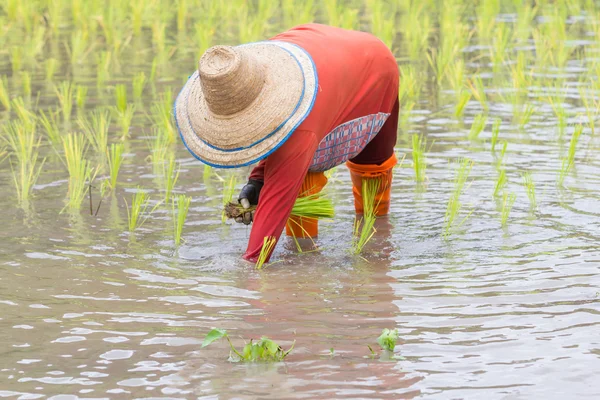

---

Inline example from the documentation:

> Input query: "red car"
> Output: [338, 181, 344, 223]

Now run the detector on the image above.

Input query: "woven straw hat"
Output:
[174, 41, 318, 168]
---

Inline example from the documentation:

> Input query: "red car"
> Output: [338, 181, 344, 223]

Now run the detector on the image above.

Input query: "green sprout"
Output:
[411, 134, 427, 182]
[107, 143, 124, 190]
[444, 158, 473, 238]
[62, 133, 97, 212]
[493, 169, 507, 197]
[76, 85, 88, 111]
[455, 91, 471, 118]
[1, 120, 45, 204]
[377, 328, 399, 352]
[467, 75, 488, 110]
[132, 72, 147, 101]
[55, 81, 75, 122]
[468, 114, 487, 141]
[522, 172, 536, 210]
[558, 125, 583, 186]
[172, 194, 191, 246]
[78, 109, 111, 156]
[39, 109, 62, 150]
[256, 236, 277, 270]
[126, 189, 159, 233]
[202, 328, 294, 362]
[163, 154, 180, 203]
[500, 192, 517, 228]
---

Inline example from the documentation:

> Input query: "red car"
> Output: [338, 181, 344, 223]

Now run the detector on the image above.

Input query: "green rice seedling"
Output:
[467, 75, 488, 110]
[398, 65, 421, 104]
[549, 100, 567, 139]
[130, 0, 145, 36]
[194, 21, 215, 60]
[126, 189, 159, 232]
[96, 51, 111, 88]
[291, 193, 335, 219]
[39, 109, 62, 149]
[115, 105, 135, 141]
[21, 71, 31, 99]
[151, 89, 175, 140]
[490, 23, 512, 72]
[76, 85, 87, 111]
[203, 164, 212, 182]
[1, 121, 45, 204]
[477, 0, 500, 40]
[514, 2, 537, 43]
[107, 143, 124, 190]
[12, 98, 36, 131]
[402, 1, 431, 61]
[172, 194, 191, 246]
[55, 81, 75, 122]
[146, 128, 172, 173]
[444, 158, 473, 238]
[455, 91, 471, 118]
[62, 133, 96, 211]
[491, 118, 501, 152]
[45, 58, 58, 81]
[78, 109, 111, 156]
[67, 29, 89, 65]
[500, 192, 516, 227]
[202, 328, 294, 362]
[447, 59, 466, 95]
[522, 172, 536, 209]
[377, 328, 399, 352]
[368, 0, 396, 50]
[176, 0, 187, 33]
[518, 104, 535, 128]
[578, 86, 598, 136]
[352, 178, 379, 255]
[411, 134, 427, 182]
[114, 84, 128, 114]
[468, 114, 487, 141]
[132, 72, 147, 101]
[496, 141, 508, 171]
[0, 75, 10, 111]
[558, 125, 583, 186]
[493, 168, 507, 197]
[163, 154, 180, 203]
[256, 236, 277, 270]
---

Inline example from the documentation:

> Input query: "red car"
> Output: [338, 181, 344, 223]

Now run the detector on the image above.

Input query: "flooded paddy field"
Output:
[1, 0, 600, 398]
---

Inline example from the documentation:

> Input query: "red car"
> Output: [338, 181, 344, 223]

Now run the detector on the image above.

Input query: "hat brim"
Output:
[174, 41, 318, 168]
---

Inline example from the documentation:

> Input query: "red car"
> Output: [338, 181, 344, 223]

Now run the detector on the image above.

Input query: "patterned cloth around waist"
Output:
[308, 112, 390, 172]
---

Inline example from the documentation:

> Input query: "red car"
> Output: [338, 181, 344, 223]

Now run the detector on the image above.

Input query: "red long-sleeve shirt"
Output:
[243, 24, 399, 262]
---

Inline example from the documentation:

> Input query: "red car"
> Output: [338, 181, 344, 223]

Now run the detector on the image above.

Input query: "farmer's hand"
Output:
[236, 179, 263, 225]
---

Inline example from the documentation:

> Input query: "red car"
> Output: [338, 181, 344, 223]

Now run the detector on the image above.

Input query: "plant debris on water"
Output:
[202, 328, 294, 362]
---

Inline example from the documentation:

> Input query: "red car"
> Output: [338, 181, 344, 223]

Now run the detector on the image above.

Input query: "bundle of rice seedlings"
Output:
[352, 177, 379, 255]
[256, 236, 276, 270]
[223, 192, 334, 221]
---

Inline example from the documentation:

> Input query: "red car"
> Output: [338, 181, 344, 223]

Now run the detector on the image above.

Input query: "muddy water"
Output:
[2, 11, 600, 400]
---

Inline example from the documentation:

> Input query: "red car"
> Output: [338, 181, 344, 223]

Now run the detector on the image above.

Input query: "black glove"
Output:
[236, 179, 263, 225]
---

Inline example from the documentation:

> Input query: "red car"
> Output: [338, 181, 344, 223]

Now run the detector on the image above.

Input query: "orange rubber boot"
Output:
[346, 154, 397, 216]
[285, 171, 328, 238]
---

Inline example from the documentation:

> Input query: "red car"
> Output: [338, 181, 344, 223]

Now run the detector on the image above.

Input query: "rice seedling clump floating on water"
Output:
[202, 328, 294, 362]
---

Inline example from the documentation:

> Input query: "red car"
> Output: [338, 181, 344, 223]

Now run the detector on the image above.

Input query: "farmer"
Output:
[174, 23, 399, 262]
